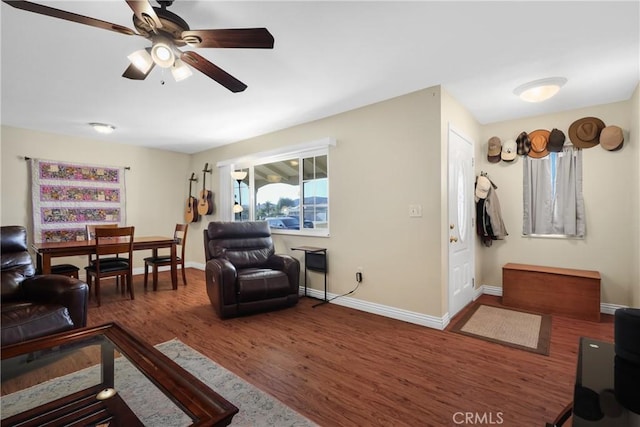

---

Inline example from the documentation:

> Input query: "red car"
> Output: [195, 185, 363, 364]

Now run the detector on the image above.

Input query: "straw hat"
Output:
[527, 129, 550, 158]
[569, 117, 605, 148]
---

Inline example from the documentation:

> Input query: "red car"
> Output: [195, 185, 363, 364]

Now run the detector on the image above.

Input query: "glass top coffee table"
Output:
[1, 322, 238, 427]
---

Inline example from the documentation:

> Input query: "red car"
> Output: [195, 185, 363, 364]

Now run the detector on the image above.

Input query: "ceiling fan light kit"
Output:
[127, 49, 154, 74]
[171, 59, 192, 82]
[150, 36, 175, 68]
[3, 0, 275, 92]
[514, 77, 567, 103]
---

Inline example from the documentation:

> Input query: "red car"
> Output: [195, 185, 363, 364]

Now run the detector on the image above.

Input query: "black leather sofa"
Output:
[1, 225, 89, 346]
[203, 221, 300, 318]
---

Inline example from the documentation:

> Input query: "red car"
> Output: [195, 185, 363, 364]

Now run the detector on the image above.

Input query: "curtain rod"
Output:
[23, 157, 130, 170]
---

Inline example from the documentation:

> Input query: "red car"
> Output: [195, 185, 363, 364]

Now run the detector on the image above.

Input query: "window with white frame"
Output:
[220, 139, 333, 236]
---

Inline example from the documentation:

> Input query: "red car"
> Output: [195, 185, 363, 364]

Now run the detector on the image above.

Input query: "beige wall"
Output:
[2, 83, 637, 319]
[630, 84, 640, 308]
[189, 86, 447, 316]
[0, 126, 190, 270]
[477, 97, 639, 307]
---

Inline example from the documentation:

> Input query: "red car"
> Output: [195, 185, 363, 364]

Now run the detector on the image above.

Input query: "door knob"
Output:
[450, 224, 455, 229]
[450, 236, 458, 243]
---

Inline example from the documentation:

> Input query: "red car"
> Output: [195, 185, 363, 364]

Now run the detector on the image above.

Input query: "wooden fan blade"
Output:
[2, 0, 137, 36]
[181, 51, 247, 93]
[125, 0, 162, 32]
[122, 62, 155, 80]
[181, 28, 274, 49]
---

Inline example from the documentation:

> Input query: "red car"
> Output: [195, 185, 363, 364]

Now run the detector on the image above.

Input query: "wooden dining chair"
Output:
[143, 223, 188, 291]
[84, 226, 135, 306]
[86, 224, 121, 263]
[86, 223, 124, 288]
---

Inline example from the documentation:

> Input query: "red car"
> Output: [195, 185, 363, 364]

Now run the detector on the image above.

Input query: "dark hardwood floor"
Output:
[85, 268, 614, 427]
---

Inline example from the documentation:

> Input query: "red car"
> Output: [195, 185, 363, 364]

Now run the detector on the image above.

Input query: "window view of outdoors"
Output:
[254, 155, 328, 231]
[302, 155, 328, 229]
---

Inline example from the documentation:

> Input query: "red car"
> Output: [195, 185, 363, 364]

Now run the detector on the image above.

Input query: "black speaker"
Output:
[614, 355, 640, 414]
[615, 307, 640, 365]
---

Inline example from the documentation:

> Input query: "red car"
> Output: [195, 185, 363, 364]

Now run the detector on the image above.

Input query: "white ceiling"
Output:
[1, 1, 638, 154]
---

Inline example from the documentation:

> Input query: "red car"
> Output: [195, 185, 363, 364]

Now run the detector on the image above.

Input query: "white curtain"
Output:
[523, 146, 584, 236]
[218, 164, 232, 221]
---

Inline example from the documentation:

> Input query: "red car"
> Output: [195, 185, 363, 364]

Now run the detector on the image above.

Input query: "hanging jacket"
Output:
[476, 198, 493, 247]
[475, 175, 507, 246]
[485, 186, 508, 239]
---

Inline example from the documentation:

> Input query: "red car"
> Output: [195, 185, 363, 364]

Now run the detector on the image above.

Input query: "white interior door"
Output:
[448, 125, 475, 318]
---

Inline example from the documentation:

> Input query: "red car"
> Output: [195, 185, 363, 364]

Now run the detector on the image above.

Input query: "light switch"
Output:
[409, 204, 422, 217]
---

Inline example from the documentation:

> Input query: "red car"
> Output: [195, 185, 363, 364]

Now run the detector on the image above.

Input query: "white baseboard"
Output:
[304, 283, 627, 328]
[188, 263, 447, 329]
[301, 286, 450, 330]
[188, 262, 206, 271]
[600, 303, 627, 315]
[481, 285, 503, 297]
[185, 263, 625, 328]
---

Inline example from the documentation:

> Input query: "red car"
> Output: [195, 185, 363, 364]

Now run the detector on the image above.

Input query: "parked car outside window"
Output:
[266, 217, 314, 230]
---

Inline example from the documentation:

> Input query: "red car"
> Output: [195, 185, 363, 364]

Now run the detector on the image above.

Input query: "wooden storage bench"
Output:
[502, 263, 601, 321]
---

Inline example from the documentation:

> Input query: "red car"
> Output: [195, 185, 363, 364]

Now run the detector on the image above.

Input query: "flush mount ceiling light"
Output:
[89, 123, 116, 134]
[514, 77, 567, 103]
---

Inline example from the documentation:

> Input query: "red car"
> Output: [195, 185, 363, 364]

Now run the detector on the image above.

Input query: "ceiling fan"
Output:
[2, 0, 275, 92]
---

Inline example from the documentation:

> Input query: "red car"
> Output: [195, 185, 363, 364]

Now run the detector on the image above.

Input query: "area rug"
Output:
[450, 304, 551, 355]
[1, 339, 317, 426]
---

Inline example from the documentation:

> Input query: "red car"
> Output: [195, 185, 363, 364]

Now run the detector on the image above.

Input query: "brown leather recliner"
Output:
[1, 226, 89, 346]
[203, 221, 300, 319]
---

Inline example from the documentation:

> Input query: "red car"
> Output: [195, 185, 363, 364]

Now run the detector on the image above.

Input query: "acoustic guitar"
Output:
[185, 173, 199, 223]
[197, 163, 214, 216]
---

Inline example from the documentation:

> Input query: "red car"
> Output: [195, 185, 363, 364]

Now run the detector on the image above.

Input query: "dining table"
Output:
[32, 236, 179, 289]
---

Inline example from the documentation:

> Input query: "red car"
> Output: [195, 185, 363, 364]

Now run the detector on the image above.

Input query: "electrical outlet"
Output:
[356, 267, 363, 283]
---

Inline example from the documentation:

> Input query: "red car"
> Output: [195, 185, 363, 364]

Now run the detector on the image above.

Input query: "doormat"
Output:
[450, 304, 551, 355]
